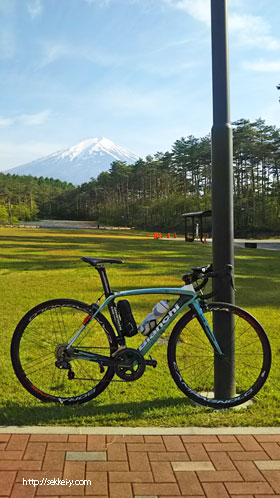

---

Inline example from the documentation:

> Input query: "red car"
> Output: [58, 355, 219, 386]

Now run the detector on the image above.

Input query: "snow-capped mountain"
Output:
[5, 137, 139, 185]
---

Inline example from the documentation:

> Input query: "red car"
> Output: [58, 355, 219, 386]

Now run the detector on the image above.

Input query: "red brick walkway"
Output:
[1, 432, 280, 497]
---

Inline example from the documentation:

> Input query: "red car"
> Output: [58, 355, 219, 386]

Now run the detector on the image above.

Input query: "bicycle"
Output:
[11, 257, 271, 409]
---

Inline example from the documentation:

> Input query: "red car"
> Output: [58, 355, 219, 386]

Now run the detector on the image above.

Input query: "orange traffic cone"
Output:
[154, 232, 158, 239]
[159, 232, 162, 238]
[167, 233, 170, 238]
[174, 232, 177, 238]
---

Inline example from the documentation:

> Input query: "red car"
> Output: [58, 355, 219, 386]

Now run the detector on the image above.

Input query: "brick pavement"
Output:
[1, 432, 280, 497]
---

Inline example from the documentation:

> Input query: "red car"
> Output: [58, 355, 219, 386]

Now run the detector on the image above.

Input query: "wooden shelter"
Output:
[182, 210, 212, 242]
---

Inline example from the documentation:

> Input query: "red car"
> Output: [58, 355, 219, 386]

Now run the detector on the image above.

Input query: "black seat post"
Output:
[96, 266, 113, 297]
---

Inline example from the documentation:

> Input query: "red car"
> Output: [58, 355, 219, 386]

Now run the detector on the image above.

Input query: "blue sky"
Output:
[1, 0, 279, 169]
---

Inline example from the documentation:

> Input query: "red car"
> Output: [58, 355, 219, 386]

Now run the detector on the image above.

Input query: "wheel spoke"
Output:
[177, 355, 213, 372]
[12, 301, 115, 404]
[234, 338, 262, 351]
[23, 327, 56, 347]
[24, 356, 56, 376]
[169, 304, 270, 408]
[200, 361, 215, 395]
[21, 351, 54, 369]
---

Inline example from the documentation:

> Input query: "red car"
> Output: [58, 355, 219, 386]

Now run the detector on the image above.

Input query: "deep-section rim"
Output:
[11, 298, 117, 405]
[167, 302, 271, 409]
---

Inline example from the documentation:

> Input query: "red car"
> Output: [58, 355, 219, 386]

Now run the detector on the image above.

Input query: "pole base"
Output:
[189, 392, 255, 410]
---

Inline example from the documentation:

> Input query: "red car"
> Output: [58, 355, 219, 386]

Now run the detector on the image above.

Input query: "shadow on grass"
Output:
[0, 233, 210, 273]
[0, 396, 197, 426]
[1, 231, 280, 309]
[0, 255, 81, 272]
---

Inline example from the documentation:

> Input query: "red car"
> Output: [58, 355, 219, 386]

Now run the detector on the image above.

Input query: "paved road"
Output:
[1, 427, 280, 497]
[234, 239, 280, 251]
[161, 237, 280, 251]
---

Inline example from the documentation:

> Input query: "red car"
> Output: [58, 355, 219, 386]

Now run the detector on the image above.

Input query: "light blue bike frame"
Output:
[66, 287, 223, 361]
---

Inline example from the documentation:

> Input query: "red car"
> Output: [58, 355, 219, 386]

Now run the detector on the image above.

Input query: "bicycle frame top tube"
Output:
[66, 286, 197, 349]
[93, 286, 197, 316]
[66, 283, 223, 360]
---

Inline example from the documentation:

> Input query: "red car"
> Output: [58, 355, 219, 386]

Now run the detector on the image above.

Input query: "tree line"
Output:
[1, 118, 280, 236]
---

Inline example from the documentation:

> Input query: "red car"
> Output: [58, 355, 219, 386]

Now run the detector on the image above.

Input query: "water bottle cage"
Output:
[117, 300, 138, 337]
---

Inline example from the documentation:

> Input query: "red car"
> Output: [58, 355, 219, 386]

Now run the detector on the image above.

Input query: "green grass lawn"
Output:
[0, 227, 280, 427]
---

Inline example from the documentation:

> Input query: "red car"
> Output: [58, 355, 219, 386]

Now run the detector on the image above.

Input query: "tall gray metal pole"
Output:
[211, 0, 235, 399]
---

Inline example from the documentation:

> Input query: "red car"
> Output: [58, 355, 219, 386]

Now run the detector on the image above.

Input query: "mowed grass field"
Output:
[0, 227, 280, 427]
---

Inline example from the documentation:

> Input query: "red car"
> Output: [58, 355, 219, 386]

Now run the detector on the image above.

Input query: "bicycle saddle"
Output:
[81, 257, 124, 266]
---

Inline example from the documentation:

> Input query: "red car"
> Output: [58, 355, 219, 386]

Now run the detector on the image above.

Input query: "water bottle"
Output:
[138, 300, 169, 336]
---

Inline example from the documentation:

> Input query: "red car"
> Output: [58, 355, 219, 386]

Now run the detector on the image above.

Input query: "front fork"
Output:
[191, 300, 224, 357]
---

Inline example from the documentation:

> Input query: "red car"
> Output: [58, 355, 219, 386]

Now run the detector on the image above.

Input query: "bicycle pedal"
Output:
[99, 361, 105, 373]
[68, 370, 75, 380]
[145, 356, 157, 368]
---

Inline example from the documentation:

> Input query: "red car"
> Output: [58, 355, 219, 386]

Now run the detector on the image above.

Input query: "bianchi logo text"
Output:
[139, 303, 180, 351]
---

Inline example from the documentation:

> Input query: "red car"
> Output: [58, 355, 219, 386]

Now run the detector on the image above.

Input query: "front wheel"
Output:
[167, 302, 271, 409]
[11, 299, 118, 405]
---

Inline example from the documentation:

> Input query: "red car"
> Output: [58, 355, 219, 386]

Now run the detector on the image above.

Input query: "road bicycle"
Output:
[11, 257, 271, 409]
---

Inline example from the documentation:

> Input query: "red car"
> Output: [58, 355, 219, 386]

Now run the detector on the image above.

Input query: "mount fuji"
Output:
[5, 137, 139, 185]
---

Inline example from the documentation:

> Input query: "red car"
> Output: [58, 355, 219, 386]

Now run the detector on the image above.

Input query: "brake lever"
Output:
[223, 264, 236, 291]
[230, 275, 236, 291]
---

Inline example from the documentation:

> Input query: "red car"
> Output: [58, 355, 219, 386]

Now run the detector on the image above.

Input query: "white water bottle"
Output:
[138, 300, 169, 336]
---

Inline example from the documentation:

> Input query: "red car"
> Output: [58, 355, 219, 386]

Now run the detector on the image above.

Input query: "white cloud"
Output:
[230, 13, 280, 51]
[83, 0, 111, 6]
[0, 141, 66, 170]
[228, 0, 243, 6]
[94, 85, 196, 118]
[19, 110, 51, 126]
[0, 116, 14, 127]
[26, 0, 43, 19]
[39, 38, 161, 70]
[163, 0, 280, 52]
[38, 37, 200, 77]
[243, 59, 280, 72]
[259, 102, 280, 130]
[39, 42, 66, 66]
[164, 0, 210, 25]
[39, 40, 110, 68]
[83, 0, 158, 9]
[97, 87, 162, 115]
[0, 110, 51, 128]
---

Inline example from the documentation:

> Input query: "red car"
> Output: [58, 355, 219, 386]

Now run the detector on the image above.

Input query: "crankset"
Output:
[113, 347, 146, 381]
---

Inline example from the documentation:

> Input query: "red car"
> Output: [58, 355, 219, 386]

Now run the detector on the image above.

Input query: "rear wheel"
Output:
[11, 299, 117, 405]
[168, 302, 271, 408]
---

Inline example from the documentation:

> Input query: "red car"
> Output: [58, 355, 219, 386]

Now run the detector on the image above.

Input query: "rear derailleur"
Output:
[55, 360, 75, 380]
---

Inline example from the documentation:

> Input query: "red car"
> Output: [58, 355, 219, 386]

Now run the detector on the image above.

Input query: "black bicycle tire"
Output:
[11, 298, 118, 405]
[167, 302, 271, 409]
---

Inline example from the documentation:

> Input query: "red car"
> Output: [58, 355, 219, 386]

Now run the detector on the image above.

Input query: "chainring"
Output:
[113, 348, 146, 381]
